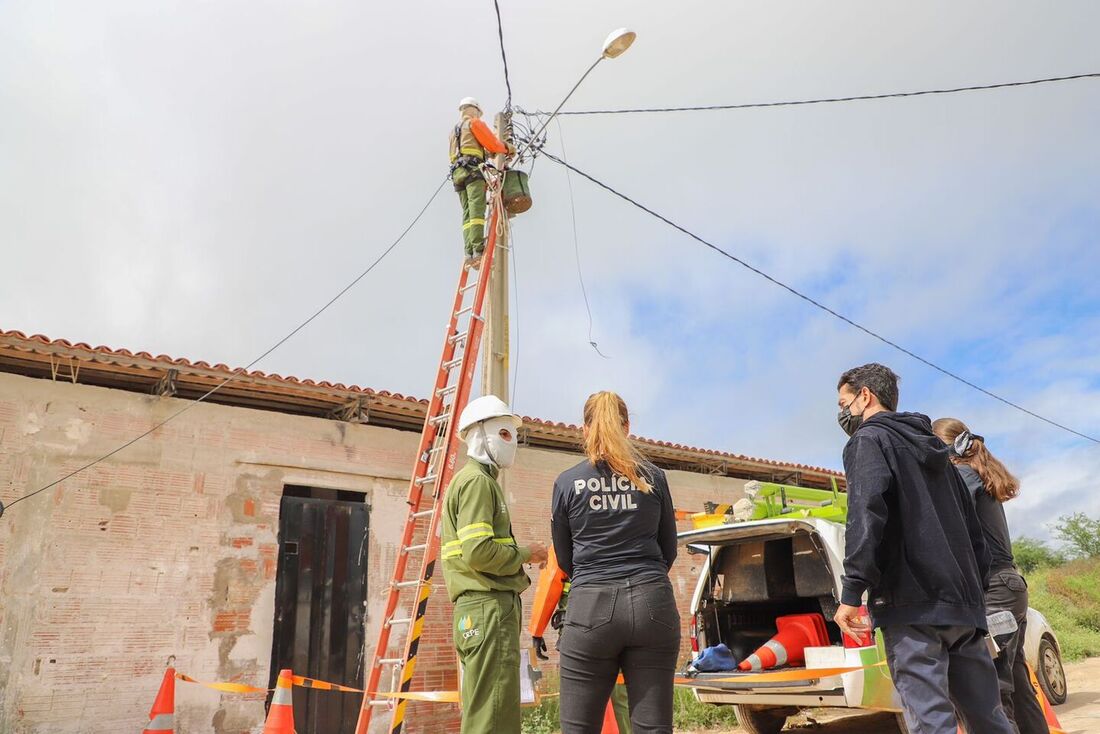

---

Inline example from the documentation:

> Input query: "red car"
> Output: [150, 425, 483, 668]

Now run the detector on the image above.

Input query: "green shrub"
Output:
[521, 678, 740, 733]
[1027, 558, 1100, 661]
[1053, 513, 1100, 559]
[672, 687, 740, 730]
[1013, 537, 1067, 573]
[521, 694, 561, 734]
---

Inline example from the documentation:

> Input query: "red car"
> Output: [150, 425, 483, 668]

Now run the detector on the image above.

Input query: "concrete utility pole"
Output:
[481, 110, 512, 402]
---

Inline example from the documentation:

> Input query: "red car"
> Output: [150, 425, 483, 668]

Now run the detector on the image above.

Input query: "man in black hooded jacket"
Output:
[833, 363, 1013, 734]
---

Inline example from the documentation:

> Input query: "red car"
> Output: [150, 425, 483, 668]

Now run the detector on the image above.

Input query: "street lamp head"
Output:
[601, 28, 636, 59]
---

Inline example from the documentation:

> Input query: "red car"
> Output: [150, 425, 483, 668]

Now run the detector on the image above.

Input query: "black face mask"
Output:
[837, 394, 865, 437]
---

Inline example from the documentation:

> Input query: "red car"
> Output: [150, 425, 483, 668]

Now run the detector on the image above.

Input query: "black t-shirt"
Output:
[956, 464, 1016, 572]
[550, 459, 677, 587]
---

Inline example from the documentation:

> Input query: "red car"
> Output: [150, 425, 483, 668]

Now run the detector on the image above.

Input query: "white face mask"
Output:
[465, 416, 518, 469]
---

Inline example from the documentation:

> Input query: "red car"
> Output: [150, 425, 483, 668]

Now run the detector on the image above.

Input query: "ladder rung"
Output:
[393, 580, 420, 589]
[448, 330, 468, 345]
[415, 474, 437, 486]
[442, 356, 463, 370]
[412, 509, 435, 519]
[428, 411, 452, 425]
[436, 384, 457, 397]
[461, 281, 479, 293]
[387, 617, 412, 627]
[404, 543, 427, 553]
[368, 700, 394, 707]
[378, 658, 404, 666]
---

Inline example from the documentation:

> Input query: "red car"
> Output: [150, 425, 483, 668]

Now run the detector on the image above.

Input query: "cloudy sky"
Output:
[3, 1, 1098, 542]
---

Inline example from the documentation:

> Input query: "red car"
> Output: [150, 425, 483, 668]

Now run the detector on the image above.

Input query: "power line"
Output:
[492, 0, 513, 108]
[533, 149, 1100, 445]
[519, 72, 1100, 117]
[555, 117, 609, 358]
[1, 176, 450, 518]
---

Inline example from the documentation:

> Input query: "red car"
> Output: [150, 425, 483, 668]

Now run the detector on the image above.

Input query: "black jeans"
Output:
[986, 568, 1050, 734]
[558, 578, 681, 734]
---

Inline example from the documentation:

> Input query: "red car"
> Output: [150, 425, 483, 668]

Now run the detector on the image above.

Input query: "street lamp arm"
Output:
[515, 56, 604, 161]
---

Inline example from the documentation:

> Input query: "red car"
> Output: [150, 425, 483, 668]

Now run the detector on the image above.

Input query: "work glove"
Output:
[550, 609, 565, 631]
[532, 636, 548, 661]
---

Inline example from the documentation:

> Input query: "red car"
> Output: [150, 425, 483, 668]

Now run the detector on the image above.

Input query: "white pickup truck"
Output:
[680, 511, 1067, 734]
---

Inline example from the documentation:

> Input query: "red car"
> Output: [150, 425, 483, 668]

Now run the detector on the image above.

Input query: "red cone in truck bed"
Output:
[738, 613, 830, 671]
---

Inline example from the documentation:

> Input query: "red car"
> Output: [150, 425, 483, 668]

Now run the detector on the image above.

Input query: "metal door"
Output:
[270, 488, 369, 733]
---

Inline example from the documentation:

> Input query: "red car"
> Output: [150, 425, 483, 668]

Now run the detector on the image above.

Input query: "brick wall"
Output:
[0, 373, 746, 733]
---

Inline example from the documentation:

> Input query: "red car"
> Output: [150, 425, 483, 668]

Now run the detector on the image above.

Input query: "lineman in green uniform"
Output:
[449, 97, 509, 265]
[442, 395, 548, 734]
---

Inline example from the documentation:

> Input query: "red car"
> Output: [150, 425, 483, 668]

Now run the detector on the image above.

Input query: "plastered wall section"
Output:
[0, 372, 747, 733]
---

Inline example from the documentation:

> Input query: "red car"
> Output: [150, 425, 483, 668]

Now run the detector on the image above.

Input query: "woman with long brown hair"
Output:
[551, 391, 679, 734]
[932, 418, 1049, 734]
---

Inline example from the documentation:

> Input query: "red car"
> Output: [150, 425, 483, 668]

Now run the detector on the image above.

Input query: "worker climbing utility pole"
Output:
[450, 98, 508, 266]
[481, 110, 513, 402]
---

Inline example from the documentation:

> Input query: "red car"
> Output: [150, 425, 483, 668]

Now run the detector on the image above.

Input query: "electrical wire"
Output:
[534, 150, 1100, 445]
[1, 176, 451, 517]
[492, 0, 513, 109]
[519, 72, 1100, 117]
[555, 117, 609, 358]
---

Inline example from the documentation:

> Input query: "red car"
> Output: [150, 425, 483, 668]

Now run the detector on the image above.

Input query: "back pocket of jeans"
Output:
[565, 587, 616, 631]
[998, 571, 1027, 593]
[645, 584, 680, 631]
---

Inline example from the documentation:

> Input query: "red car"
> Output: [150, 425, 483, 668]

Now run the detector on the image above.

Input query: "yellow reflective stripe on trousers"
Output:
[462, 218, 486, 230]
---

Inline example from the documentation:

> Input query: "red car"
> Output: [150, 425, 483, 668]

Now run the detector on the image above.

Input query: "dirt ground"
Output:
[713, 656, 1100, 733]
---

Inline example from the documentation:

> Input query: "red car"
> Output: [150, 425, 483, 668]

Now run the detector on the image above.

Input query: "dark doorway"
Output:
[270, 486, 369, 734]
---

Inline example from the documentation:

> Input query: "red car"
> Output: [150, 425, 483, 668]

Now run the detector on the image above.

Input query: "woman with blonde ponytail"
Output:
[933, 418, 1049, 734]
[552, 391, 680, 734]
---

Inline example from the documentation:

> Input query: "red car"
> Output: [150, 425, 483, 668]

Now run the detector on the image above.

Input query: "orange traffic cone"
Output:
[601, 698, 619, 734]
[738, 613, 829, 671]
[1027, 663, 1064, 731]
[263, 668, 296, 734]
[142, 667, 176, 733]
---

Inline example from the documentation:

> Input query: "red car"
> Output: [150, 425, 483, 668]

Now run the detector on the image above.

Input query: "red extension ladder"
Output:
[354, 185, 504, 734]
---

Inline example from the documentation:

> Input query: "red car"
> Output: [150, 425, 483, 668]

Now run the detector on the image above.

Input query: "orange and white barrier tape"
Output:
[175, 671, 455, 701]
[174, 661, 888, 706]
[176, 673, 270, 694]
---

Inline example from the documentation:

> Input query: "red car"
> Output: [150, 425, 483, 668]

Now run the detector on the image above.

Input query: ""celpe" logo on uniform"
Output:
[572, 475, 640, 511]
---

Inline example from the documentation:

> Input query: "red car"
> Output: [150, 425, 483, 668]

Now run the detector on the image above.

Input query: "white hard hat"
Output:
[458, 97, 482, 113]
[458, 395, 521, 440]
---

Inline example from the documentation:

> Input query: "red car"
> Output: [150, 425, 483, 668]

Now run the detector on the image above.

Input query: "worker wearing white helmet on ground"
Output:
[441, 395, 547, 734]
[449, 98, 510, 266]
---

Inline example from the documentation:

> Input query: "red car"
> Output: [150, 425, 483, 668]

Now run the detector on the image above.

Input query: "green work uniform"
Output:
[450, 119, 489, 257]
[442, 460, 531, 734]
[456, 175, 487, 257]
[556, 582, 632, 734]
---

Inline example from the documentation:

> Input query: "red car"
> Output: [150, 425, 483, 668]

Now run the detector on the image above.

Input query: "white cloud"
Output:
[2, 0, 1099, 541]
